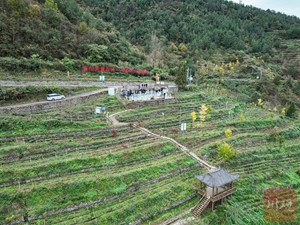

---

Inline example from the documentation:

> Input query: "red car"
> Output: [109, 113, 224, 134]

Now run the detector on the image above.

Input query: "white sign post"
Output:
[180, 123, 187, 132]
[108, 87, 115, 96]
[95, 107, 101, 114]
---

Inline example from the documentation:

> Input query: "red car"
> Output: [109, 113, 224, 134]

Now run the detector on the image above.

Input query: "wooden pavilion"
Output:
[192, 168, 239, 216]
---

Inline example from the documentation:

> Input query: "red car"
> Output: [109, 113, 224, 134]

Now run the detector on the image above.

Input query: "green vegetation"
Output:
[0, 0, 143, 74]
[1, 82, 299, 224]
[1, 0, 299, 84]
[82, 0, 300, 76]
[218, 142, 236, 160]
[0, 93, 201, 224]
[1, 0, 300, 224]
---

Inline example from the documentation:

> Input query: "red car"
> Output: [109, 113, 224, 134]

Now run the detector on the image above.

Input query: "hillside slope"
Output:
[83, 0, 300, 49]
[81, 0, 300, 74]
[0, 0, 144, 73]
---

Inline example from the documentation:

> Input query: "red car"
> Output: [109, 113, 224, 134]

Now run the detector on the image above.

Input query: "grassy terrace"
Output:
[0, 85, 299, 224]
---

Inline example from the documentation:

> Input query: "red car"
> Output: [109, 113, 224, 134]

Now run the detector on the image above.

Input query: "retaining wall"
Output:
[0, 89, 107, 114]
[126, 98, 177, 109]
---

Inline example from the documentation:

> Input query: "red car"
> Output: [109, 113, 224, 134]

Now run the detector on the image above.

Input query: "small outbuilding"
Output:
[193, 168, 239, 216]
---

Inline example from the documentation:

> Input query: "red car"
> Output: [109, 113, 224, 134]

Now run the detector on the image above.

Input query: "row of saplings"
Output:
[189, 99, 298, 161]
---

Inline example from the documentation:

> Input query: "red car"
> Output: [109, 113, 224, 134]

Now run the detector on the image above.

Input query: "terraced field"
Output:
[0, 85, 299, 224]
[0, 93, 200, 224]
[117, 88, 300, 224]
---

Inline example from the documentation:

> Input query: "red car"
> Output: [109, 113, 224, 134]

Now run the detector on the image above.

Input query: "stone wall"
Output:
[126, 98, 177, 109]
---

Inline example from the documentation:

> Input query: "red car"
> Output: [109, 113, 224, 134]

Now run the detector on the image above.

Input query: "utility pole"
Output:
[186, 68, 190, 84]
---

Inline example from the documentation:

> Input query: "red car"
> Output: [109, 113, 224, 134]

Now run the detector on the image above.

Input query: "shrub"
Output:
[224, 129, 232, 138]
[218, 142, 236, 160]
[239, 114, 245, 122]
[273, 75, 281, 86]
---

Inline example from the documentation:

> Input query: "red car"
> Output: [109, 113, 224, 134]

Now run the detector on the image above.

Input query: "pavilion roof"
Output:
[195, 168, 239, 187]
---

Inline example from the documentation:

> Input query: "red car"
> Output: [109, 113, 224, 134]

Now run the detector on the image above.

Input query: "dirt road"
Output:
[0, 89, 107, 114]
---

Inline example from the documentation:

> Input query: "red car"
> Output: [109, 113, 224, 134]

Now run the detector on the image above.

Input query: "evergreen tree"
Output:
[286, 103, 297, 118]
[175, 63, 188, 90]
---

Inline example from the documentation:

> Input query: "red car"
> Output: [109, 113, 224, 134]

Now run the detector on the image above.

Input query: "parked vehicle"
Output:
[47, 93, 65, 101]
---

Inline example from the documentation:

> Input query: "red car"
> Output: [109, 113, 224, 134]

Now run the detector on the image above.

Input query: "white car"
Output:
[47, 93, 65, 101]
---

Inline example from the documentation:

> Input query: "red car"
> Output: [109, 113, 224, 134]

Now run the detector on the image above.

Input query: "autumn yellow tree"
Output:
[228, 62, 234, 70]
[280, 107, 286, 116]
[191, 111, 197, 127]
[257, 98, 263, 107]
[213, 64, 219, 74]
[199, 104, 208, 122]
[170, 42, 178, 51]
[178, 43, 187, 52]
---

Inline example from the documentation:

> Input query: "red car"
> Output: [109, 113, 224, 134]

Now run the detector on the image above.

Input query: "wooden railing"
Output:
[197, 189, 206, 196]
[212, 187, 236, 202]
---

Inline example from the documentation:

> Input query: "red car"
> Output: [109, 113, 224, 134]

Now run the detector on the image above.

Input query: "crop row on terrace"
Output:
[0, 128, 147, 164]
[30, 169, 200, 225]
[1, 135, 159, 170]
[1, 156, 199, 224]
[0, 141, 180, 186]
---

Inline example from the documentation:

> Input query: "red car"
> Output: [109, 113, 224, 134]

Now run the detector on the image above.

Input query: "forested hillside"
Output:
[1, 0, 300, 78]
[84, 0, 299, 51]
[81, 0, 300, 74]
[0, 0, 144, 72]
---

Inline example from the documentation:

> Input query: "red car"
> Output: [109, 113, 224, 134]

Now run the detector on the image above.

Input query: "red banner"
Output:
[82, 66, 150, 75]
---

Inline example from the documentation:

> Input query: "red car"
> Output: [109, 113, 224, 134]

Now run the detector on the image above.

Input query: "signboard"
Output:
[95, 107, 101, 114]
[108, 87, 115, 96]
[180, 123, 187, 131]
[95, 106, 106, 114]
[82, 66, 150, 75]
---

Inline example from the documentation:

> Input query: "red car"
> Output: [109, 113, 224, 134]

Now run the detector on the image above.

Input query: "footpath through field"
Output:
[107, 110, 216, 171]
